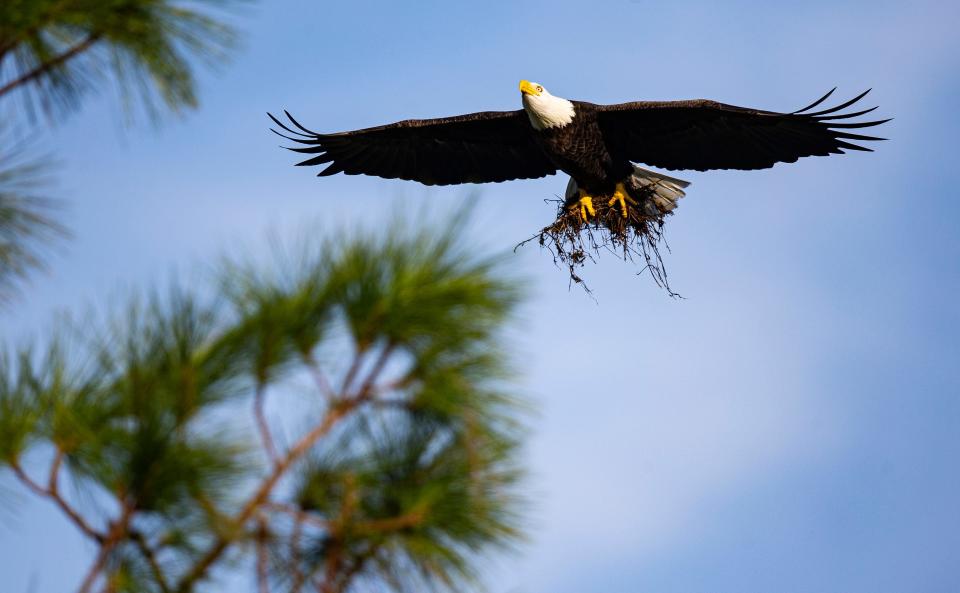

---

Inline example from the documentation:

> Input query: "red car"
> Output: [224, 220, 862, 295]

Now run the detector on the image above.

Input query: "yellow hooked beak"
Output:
[519, 80, 542, 96]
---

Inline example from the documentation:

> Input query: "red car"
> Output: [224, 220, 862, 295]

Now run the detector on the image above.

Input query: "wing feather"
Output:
[597, 90, 889, 171]
[269, 110, 557, 185]
[792, 87, 836, 113]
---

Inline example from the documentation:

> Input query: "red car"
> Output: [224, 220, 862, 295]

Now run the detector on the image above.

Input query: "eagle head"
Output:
[519, 80, 575, 131]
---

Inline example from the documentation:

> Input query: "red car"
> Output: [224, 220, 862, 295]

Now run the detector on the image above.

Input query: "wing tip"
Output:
[805, 88, 873, 117]
[793, 87, 838, 114]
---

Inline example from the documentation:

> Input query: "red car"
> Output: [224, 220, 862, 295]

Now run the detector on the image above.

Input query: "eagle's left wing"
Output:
[596, 89, 889, 172]
[269, 109, 557, 186]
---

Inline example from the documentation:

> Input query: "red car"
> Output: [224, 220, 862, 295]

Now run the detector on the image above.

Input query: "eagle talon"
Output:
[608, 183, 637, 218]
[576, 194, 596, 222]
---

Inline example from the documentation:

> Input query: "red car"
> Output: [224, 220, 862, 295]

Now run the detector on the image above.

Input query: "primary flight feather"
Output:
[271, 82, 888, 220]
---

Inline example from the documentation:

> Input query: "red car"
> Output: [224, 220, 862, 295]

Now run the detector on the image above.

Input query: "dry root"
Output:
[516, 183, 681, 297]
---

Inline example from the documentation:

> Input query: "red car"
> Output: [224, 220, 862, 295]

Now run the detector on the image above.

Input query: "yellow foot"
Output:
[576, 193, 596, 222]
[607, 183, 637, 218]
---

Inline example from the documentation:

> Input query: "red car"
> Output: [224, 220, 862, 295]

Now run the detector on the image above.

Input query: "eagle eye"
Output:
[537, 86, 543, 93]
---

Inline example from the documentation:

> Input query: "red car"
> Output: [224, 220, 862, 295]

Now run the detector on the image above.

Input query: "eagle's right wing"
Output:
[596, 89, 889, 172]
[270, 110, 557, 186]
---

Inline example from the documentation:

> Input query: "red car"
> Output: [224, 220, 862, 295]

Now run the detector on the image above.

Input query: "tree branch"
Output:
[175, 402, 356, 592]
[290, 513, 307, 593]
[254, 383, 279, 465]
[77, 501, 136, 593]
[353, 343, 395, 401]
[131, 531, 171, 593]
[339, 352, 363, 397]
[256, 517, 270, 593]
[263, 502, 328, 530]
[0, 33, 101, 98]
[76, 545, 104, 593]
[301, 352, 336, 401]
[9, 459, 46, 496]
[47, 448, 64, 491]
[366, 374, 415, 400]
[10, 457, 105, 543]
[331, 550, 374, 593]
[174, 340, 397, 591]
[0, 0, 76, 57]
[317, 475, 359, 593]
[353, 510, 425, 535]
[319, 539, 343, 593]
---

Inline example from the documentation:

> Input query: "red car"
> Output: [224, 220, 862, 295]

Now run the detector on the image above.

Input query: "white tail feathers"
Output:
[564, 166, 690, 216]
[629, 165, 689, 215]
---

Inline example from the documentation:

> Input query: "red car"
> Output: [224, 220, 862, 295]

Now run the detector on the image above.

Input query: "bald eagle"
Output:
[271, 82, 887, 220]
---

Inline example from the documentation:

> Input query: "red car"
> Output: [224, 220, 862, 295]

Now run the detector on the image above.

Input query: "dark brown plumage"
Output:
[270, 88, 888, 193]
[269, 110, 557, 185]
[596, 88, 889, 172]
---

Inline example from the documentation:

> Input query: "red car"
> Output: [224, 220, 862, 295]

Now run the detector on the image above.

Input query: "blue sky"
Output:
[2, 0, 959, 592]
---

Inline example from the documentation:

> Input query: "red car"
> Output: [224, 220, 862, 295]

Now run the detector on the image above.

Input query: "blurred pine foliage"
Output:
[1, 215, 530, 593]
[0, 0, 245, 303]
[0, 0, 244, 120]
[1, 7, 530, 591]
[0, 138, 64, 302]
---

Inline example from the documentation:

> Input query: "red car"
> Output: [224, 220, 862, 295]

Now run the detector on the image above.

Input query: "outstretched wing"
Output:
[269, 110, 557, 186]
[597, 89, 890, 171]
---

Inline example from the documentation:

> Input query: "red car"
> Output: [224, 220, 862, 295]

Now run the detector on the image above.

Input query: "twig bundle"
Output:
[518, 181, 680, 297]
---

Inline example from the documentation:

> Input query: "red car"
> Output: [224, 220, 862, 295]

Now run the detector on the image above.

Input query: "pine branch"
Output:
[0, 0, 74, 57]
[339, 352, 363, 396]
[256, 517, 270, 593]
[300, 352, 336, 401]
[177, 341, 402, 592]
[318, 475, 358, 593]
[263, 502, 328, 530]
[254, 382, 279, 465]
[319, 541, 343, 593]
[2, 209, 526, 593]
[0, 33, 101, 99]
[353, 510, 425, 536]
[290, 513, 307, 593]
[175, 401, 357, 592]
[353, 343, 395, 401]
[330, 550, 374, 593]
[76, 501, 136, 593]
[9, 456, 105, 543]
[131, 530, 172, 593]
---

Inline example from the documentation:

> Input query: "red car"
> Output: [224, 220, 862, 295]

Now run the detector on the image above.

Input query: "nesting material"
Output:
[517, 167, 690, 296]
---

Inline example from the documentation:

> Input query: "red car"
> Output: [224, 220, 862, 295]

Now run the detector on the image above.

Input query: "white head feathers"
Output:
[519, 81, 575, 130]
